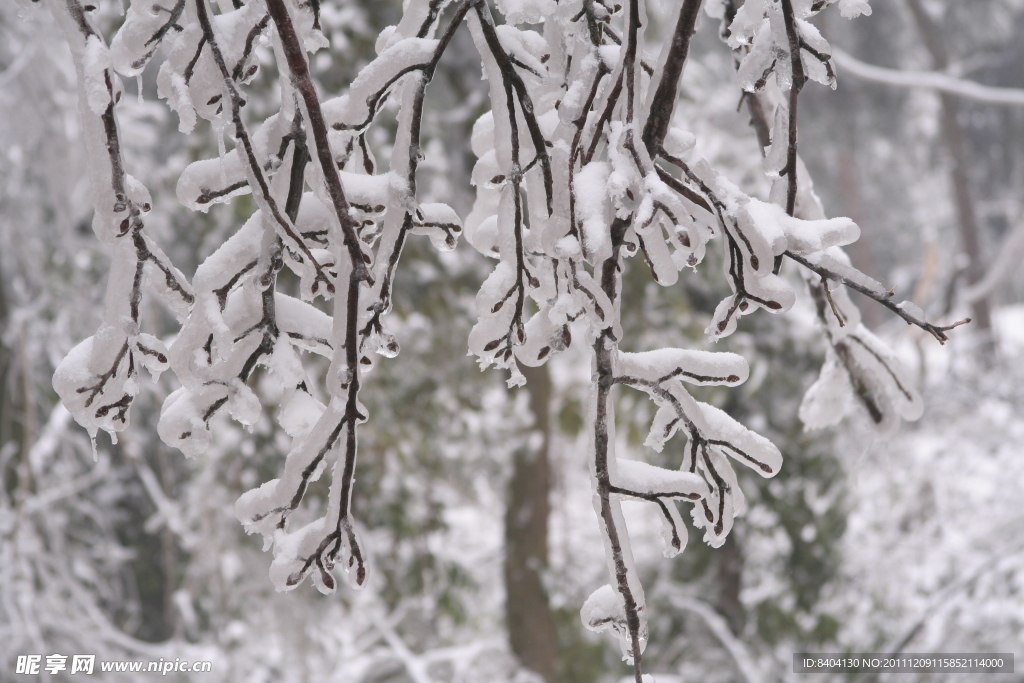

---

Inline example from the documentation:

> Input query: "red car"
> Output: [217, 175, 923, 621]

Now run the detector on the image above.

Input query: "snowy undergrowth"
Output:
[825, 307, 1024, 680]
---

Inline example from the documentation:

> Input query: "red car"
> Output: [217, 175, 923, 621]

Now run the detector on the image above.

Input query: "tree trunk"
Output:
[504, 363, 558, 682]
[0, 264, 12, 495]
[0, 263, 30, 501]
[905, 0, 994, 341]
[716, 532, 746, 636]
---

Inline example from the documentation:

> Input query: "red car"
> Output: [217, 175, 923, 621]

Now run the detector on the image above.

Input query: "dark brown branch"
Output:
[486, 70, 530, 362]
[706, 439, 772, 474]
[266, 0, 370, 283]
[246, 0, 371, 583]
[608, 486, 688, 554]
[701, 449, 728, 536]
[76, 342, 129, 408]
[655, 149, 790, 323]
[623, 0, 641, 124]
[609, 485, 701, 502]
[415, 0, 449, 38]
[800, 40, 835, 83]
[592, 216, 646, 683]
[214, 260, 257, 310]
[334, 275, 367, 586]
[726, 28, 971, 347]
[583, 69, 623, 164]
[642, 0, 703, 155]
[819, 277, 847, 328]
[183, 35, 207, 84]
[579, 0, 605, 46]
[785, 250, 968, 343]
[144, 0, 186, 47]
[201, 114, 308, 428]
[779, 0, 806, 218]
[250, 410, 349, 537]
[232, 14, 270, 82]
[195, 180, 248, 206]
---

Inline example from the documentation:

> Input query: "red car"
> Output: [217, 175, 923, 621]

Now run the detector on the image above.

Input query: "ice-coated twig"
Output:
[49, 0, 194, 445]
[261, 0, 382, 582]
[358, 1, 472, 354]
[192, 0, 336, 295]
[786, 250, 969, 343]
[590, 219, 648, 681]
[719, 5, 949, 428]
[472, 1, 553, 213]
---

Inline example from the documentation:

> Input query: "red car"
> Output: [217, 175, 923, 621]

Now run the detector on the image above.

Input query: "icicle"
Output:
[216, 121, 228, 187]
[136, 75, 144, 105]
[89, 429, 99, 462]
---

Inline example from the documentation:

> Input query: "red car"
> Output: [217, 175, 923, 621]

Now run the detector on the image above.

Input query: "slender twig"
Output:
[473, 1, 553, 214]
[360, 0, 473, 350]
[193, 0, 336, 294]
[786, 251, 969, 343]
[232, 14, 269, 82]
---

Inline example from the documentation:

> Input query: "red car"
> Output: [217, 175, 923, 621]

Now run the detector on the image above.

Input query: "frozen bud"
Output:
[377, 334, 399, 358]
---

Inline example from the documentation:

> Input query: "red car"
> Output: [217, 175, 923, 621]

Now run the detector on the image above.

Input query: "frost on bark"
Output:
[42, 0, 967, 678]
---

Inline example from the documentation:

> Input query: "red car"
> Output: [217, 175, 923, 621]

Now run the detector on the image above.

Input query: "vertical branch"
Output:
[779, 0, 806, 218]
[335, 269, 366, 585]
[264, 0, 380, 585]
[46, 0, 192, 442]
[593, 217, 646, 683]
[360, 1, 471, 353]
[642, 0, 703, 154]
[264, 1, 368, 572]
[266, 0, 371, 283]
[623, 0, 641, 124]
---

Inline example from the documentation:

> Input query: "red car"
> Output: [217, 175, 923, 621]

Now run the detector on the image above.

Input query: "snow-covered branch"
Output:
[41, 0, 970, 677]
[832, 47, 1024, 107]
